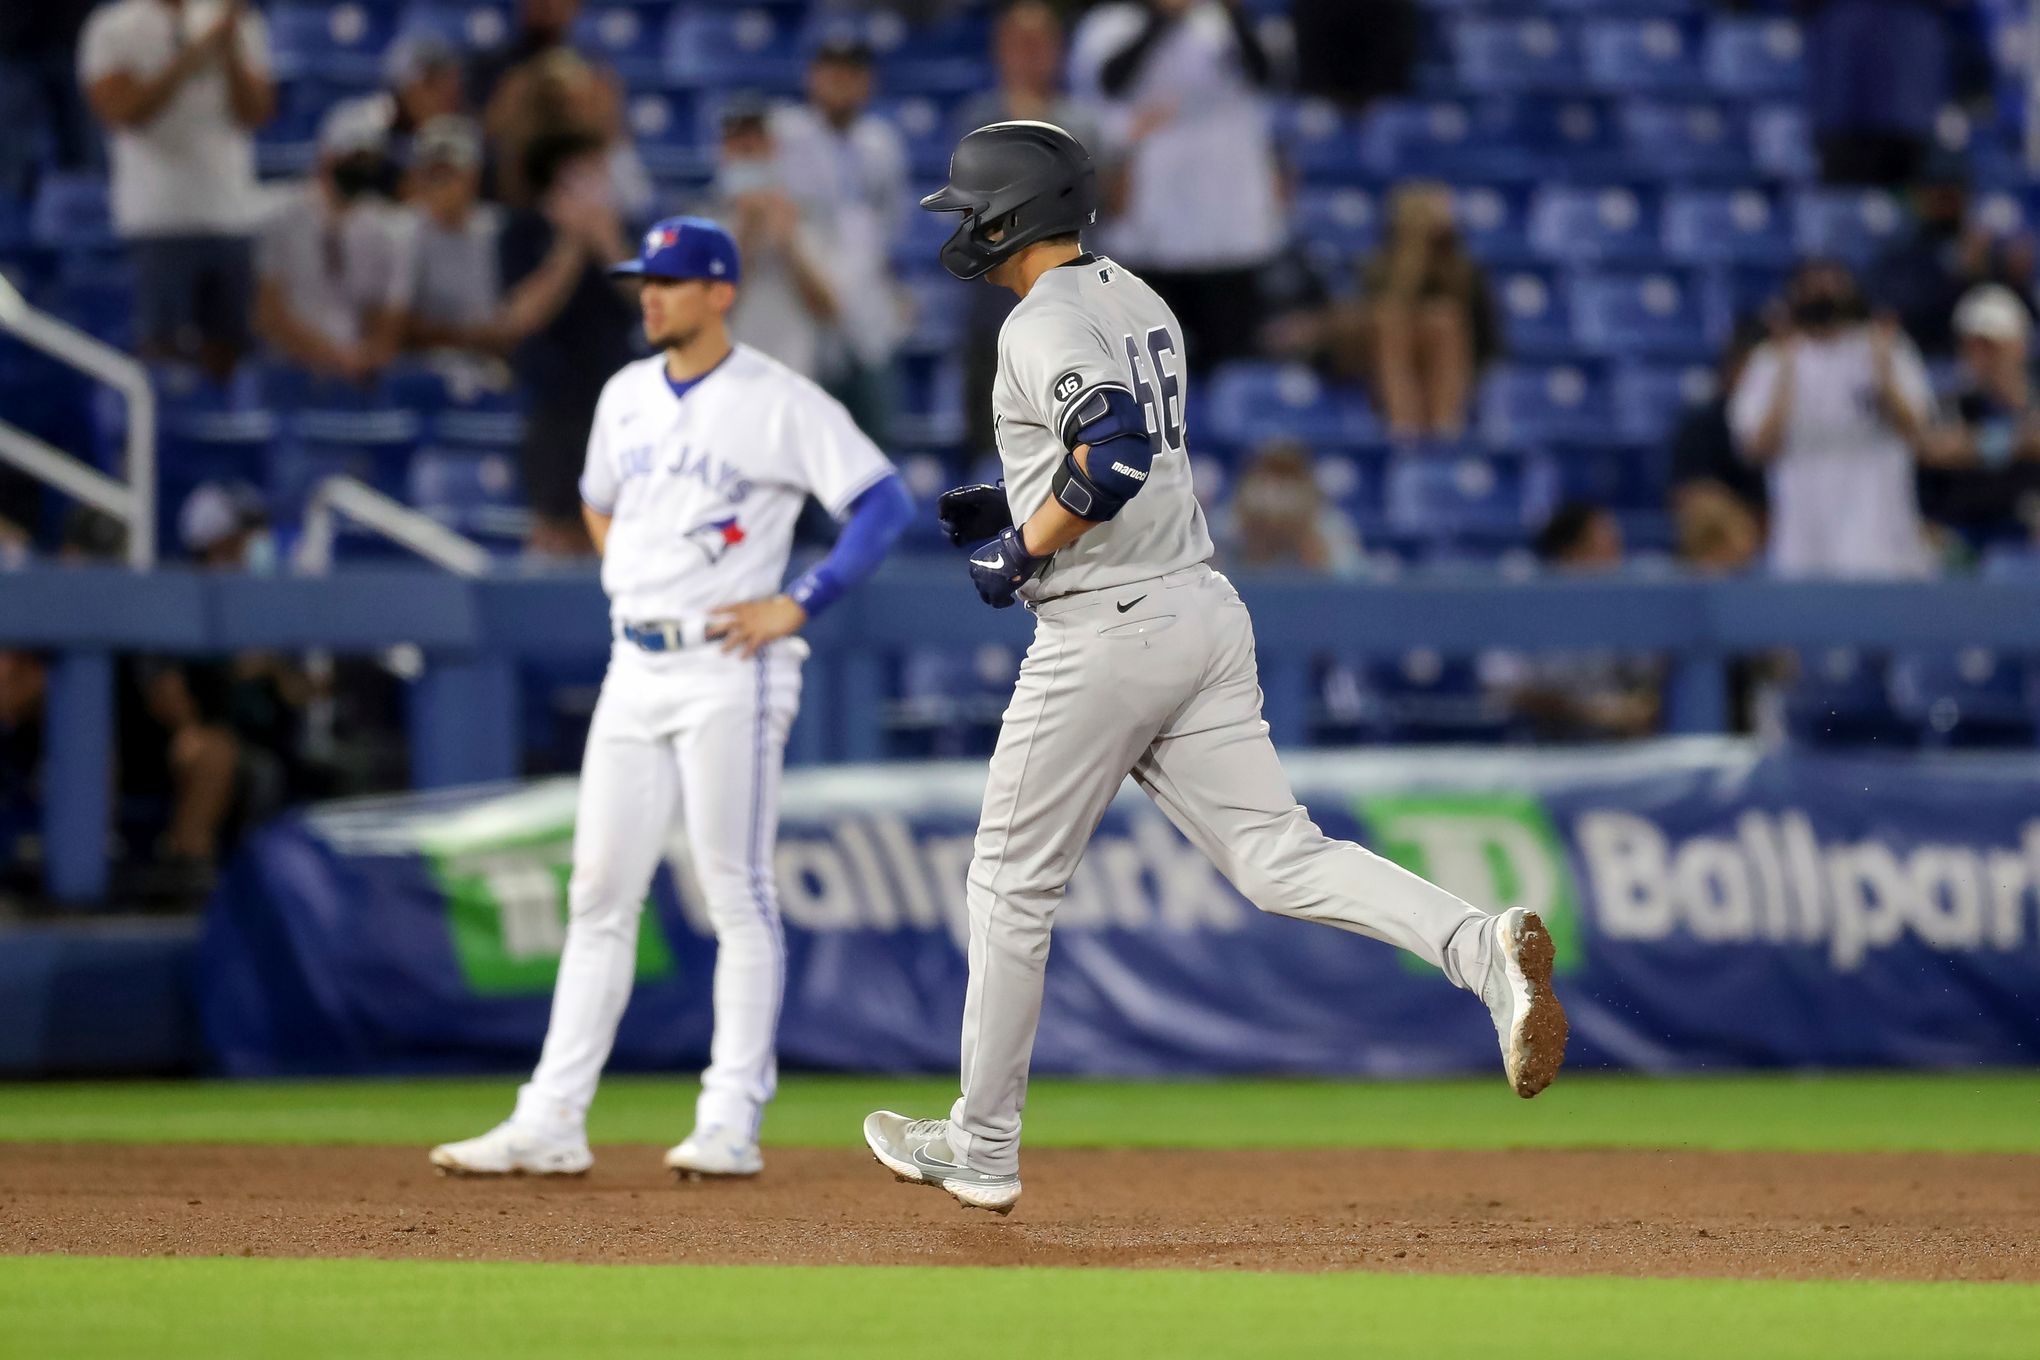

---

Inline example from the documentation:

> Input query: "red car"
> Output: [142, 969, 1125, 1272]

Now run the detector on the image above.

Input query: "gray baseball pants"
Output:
[946, 564, 1495, 1176]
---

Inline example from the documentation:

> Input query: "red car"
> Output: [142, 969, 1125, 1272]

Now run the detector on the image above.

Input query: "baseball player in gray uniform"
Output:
[862, 123, 1568, 1214]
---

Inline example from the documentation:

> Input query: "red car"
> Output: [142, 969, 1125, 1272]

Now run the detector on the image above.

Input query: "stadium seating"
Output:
[1568, 268, 1714, 360]
[268, 3, 399, 84]
[1661, 187, 1794, 267]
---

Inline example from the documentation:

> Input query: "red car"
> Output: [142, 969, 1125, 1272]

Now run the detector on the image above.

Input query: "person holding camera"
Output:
[1729, 260, 1936, 578]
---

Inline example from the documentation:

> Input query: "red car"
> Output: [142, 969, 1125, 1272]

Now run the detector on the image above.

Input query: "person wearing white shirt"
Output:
[252, 98, 415, 386]
[1730, 261, 1936, 578]
[1075, 0, 1283, 371]
[770, 37, 910, 442]
[78, 0, 274, 378]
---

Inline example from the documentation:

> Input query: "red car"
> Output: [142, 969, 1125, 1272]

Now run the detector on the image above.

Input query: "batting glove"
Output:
[967, 523, 1045, 609]
[937, 482, 1012, 549]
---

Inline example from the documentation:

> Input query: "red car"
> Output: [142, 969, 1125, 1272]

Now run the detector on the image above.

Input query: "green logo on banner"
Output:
[429, 836, 676, 996]
[1356, 792, 1585, 975]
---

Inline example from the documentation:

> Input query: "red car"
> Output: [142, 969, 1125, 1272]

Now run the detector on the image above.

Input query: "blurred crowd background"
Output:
[5, 0, 2040, 907]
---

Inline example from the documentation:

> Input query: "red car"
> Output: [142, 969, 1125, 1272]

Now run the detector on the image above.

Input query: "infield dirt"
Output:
[4, 1144, 2036, 1281]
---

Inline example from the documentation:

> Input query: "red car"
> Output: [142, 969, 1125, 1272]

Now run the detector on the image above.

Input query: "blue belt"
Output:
[620, 620, 696, 653]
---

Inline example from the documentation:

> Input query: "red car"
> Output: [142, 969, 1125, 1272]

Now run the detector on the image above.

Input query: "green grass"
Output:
[3, 1257, 2035, 1360]
[2, 1071, 2036, 1153]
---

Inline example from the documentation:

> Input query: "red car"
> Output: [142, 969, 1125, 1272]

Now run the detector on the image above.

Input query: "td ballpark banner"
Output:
[199, 741, 2040, 1076]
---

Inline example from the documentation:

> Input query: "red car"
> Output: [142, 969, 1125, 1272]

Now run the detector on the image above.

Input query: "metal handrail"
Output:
[293, 475, 492, 577]
[0, 273, 155, 567]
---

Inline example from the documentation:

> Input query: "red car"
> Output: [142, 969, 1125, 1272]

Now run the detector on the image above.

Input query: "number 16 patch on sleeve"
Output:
[1053, 372, 1083, 403]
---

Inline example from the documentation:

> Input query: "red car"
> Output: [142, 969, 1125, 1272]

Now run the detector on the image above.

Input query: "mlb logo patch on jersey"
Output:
[1053, 372, 1083, 404]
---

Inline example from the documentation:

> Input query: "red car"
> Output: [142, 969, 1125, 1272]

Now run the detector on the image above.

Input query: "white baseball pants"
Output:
[515, 638, 803, 1142]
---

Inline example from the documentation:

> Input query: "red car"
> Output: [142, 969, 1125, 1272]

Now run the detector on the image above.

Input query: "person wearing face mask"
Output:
[1914, 284, 2040, 552]
[252, 97, 414, 385]
[701, 103, 839, 381]
[1729, 260, 1936, 578]
[1870, 161, 2037, 358]
[1213, 438, 1363, 574]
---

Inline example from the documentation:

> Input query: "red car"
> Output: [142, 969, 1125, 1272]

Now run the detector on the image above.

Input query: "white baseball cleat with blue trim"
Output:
[1480, 907, 1569, 1099]
[863, 1111, 1022, 1215]
[429, 1121, 593, 1177]
[664, 1125, 764, 1179]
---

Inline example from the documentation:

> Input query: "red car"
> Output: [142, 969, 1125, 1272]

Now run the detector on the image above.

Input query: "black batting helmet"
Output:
[919, 121, 1098, 282]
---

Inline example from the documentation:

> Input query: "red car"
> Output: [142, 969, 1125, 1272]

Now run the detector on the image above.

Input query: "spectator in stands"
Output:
[772, 37, 910, 442]
[1212, 439, 1364, 576]
[1915, 284, 2040, 551]
[1, 0, 99, 202]
[704, 103, 839, 382]
[479, 0, 651, 221]
[1730, 260, 1936, 577]
[252, 98, 413, 386]
[1289, 0, 1417, 113]
[1808, 0, 1950, 187]
[498, 129, 639, 556]
[1871, 162, 2036, 358]
[79, 0, 275, 380]
[401, 116, 508, 381]
[1330, 182, 1498, 440]
[1079, 0, 1284, 371]
[383, 33, 468, 164]
[1671, 320, 1768, 572]
[953, 1, 1105, 457]
[1488, 503, 1662, 741]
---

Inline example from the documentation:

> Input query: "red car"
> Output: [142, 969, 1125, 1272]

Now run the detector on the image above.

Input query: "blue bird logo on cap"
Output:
[613, 216, 743, 285]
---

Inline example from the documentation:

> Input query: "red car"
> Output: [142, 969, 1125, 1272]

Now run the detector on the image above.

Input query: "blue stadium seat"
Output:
[1311, 449, 1389, 536]
[898, 269, 971, 356]
[1385, 448, 1559, 544]
[1546, 442, 1671, 510]
[1611, 361, 1715, 442]
[1360, 651, 1513, 743]
[1494, 266, 1576, 359]
[394, 2, 514, 55]
[894, 352, 964, 448]
[268, 2, 396, 83]
[1277, 100, 1370, 184]
[1506, 97, 1628, 180]
[1452, 183, 1538, 265]
[893, 205, 958, 274]
[1748, 104, 1817, 180]
[664, 4, 807, 91]
[1790, 188, 1907, 269]
[1291, 188, 1380, 261]
[408, 446, 530, 546]
[30, 174, 113, 252]
[1480, 361, 1612, 444]
[1705, 263, 1791, 333]
[1618, 101, 1750, 180]
[1784, 650, 1917, 748]
[819, 7, 992, 96]
[1661, 187, 1793, 266]
[1527, 185, 1661, 263]
[626, 89, 710, 181]
[1581, 18, 1706, 95]
[1358, 99, 1489, 179]
[1889, 649, 2040, 747]
[1704, 18, 1806, 100]
[872, 95, 963, 181]
[1449, 18, 1582, 94]
[1569, 269, 1714, 359]
[1207, 363, 1378, 448]
[572, 4, 665, 85]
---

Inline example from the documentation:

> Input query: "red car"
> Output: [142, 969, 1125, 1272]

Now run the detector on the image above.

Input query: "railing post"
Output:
[410, 656, 520, 789]
[1666, 653, 1730, 734]
[45, 650, 113, 905]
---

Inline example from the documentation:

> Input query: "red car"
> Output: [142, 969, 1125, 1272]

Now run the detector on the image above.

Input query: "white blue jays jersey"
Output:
[579, 344, 895, 625]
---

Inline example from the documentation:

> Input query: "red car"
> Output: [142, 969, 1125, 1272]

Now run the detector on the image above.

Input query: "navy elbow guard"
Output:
[1052, 385, 1153, 522]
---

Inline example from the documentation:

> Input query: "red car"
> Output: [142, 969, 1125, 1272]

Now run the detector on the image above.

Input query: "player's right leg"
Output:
[1127, 572, 1567, 1098]
[430, 677, 681, 1175]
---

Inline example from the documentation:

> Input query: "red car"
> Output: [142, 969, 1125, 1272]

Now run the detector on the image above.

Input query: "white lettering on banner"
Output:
[470, 853, 569, 959]
[666, 813, 1246, 945]
[1576, 810, 2040, 971]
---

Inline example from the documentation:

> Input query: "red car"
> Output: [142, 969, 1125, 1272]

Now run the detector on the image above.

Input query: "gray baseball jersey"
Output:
[990, 255, 1213, 602]
[941, 256, 1505, 1180]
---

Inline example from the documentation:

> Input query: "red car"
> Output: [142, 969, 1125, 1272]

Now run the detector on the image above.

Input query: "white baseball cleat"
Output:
[1479, 907, 1569, 1099]
[429, 1121, 593, 1177]
[863, 1111, 1022, 1215]
[663, 1125, 764, 1179]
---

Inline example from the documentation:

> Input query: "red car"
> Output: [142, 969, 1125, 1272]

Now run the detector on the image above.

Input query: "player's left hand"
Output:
[708, 595, 808, 657]
[968, 524, 1045, 609]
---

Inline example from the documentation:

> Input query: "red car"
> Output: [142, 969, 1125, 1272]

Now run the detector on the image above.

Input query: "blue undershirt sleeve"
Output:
[786, 474, 914, 618]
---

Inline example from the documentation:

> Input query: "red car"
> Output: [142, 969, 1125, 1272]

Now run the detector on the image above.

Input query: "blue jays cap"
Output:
[610, 216, 742, 285]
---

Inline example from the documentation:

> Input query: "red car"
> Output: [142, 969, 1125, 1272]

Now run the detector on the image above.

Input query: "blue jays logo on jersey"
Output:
[685, 515, 747, 563]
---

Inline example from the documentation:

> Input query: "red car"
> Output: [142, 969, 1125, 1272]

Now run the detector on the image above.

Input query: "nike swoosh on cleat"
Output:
[1116, 596, 1146, 613]
[910, 1145, 963, 1173]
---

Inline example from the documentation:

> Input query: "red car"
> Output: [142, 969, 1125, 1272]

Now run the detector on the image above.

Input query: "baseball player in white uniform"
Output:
[433, 217, 912, 1179]
[863, 124, 1569, 1214]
